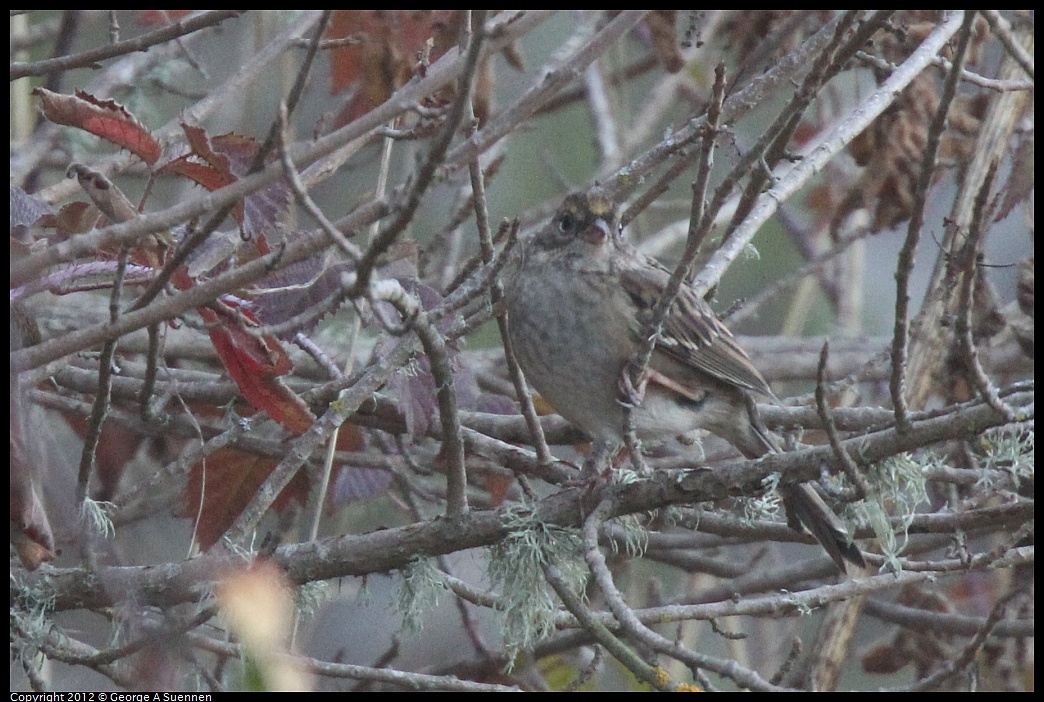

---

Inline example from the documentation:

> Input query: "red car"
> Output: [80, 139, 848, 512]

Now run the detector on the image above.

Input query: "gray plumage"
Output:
[506, 191, 863, 572]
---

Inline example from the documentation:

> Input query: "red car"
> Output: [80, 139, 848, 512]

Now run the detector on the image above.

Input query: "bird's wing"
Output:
[619, 255, 775, 398]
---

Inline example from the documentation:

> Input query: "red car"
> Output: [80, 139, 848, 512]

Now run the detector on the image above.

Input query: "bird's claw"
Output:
[617, 362, 648, 408]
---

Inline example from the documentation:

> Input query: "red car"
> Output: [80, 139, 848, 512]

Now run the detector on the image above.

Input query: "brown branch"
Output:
[10, 10, 245, 79]
[16, 385, 1029, 613]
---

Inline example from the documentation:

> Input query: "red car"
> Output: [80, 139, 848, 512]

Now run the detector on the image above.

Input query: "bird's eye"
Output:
[557, 213, 576, 233]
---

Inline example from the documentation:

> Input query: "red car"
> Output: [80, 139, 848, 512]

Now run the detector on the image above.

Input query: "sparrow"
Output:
[506, 190, 864, 572]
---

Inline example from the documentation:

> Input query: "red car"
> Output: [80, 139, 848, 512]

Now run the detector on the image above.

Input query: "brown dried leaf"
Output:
[66, 164, 139, 224]
[35, 201, 101, 241]
[325, 10, 461, 121]
[64, 164, 170, 268]
[995, 131, 1034, 223]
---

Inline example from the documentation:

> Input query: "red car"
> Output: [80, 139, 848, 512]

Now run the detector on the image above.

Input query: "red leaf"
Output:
[60, 415, 145, 500]
[161, 123, 289, 239]
[161, 155, 233, 193]
[179, 447, 311, 550]
[199, 304, 314, 435]
[137, 10, 193, 26]
[483, 472, 514, 508]
[34, 88, 161, 165]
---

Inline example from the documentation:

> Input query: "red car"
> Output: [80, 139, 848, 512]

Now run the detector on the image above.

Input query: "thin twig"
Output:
[74, 244, 127, 508]
[980, 10, 1034, 80]
[583, 50, 621, 175]
[10, 10, 244, 79]
[693, 11, 965, 297]
[954, 164, 1018, 422]
[815, 341, 869, 500]
[543, 559, 675, 691]
[367, 277, 469, 516]
[854, 50, 1033, 92]
[580, 497, 787, 691]
[277, 102, 362, 261]
[350, 10, 489, 297]
[891, 10, 978, 432]
[445, 11, 649, 171]
[626, 62, 727, 403]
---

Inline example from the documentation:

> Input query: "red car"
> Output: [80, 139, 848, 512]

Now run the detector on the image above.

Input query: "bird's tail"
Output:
[741, 396, 865, 573]
[781, 483, 865, 572]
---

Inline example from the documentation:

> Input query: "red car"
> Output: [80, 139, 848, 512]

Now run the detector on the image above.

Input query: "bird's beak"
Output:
[582, 217, 611, 245]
